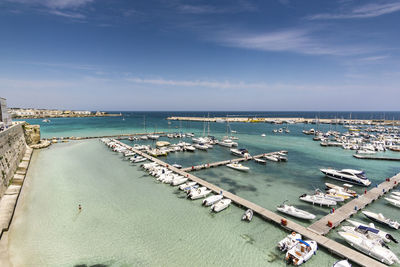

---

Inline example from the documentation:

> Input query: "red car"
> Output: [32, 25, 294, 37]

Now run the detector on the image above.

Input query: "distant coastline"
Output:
[9, 108, 122, 119]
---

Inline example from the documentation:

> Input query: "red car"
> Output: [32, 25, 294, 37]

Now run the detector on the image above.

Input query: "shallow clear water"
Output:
[9, 113, 400, 266]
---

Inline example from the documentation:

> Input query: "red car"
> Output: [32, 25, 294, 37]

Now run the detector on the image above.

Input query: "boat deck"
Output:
[112, 139, 391, 267]
[308, 174, 400, 235]
[181, 152, 283, 172]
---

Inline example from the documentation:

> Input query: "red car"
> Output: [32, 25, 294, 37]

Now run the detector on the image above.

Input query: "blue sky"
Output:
[1, 0, 399, 111]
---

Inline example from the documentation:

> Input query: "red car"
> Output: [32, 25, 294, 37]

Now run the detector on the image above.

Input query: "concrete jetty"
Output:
[167, 116, 400, 126]
[112, 139, 389, 267]
[308, 174, 400, 235]
[181, 152, 283, 172]
[353, 154, 400, 161]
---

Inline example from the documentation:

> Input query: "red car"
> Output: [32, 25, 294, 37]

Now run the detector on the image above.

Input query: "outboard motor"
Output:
[387, 234, 398, 243]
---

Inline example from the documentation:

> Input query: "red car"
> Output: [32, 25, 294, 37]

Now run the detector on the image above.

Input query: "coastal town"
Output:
[8, 108, 119, 119]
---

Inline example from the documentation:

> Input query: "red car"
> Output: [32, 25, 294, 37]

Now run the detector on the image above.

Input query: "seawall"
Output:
[0, 124, 27, 197]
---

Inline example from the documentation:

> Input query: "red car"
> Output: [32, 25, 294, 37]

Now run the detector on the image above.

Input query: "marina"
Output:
[110, 138, 398, 267]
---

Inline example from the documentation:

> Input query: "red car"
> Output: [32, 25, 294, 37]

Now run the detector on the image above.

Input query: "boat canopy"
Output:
[358, 225, 379, 234]
[296, 239, 310, 247]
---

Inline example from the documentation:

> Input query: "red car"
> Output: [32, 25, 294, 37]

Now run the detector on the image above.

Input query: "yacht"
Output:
[276, 204, 316, 220]
[346, 219, 398, 243]
[211, 198, 231, 212]
[362, 211, 400, 229]
[299, 194, 337, 206]
[320, 168, 371, 186]
[242, 209, 253, 221]
[202, 194, 223, 206]
[278, 232, 302, 251]
[226, 163, 249, 172]
[285, 239, 318, 266]
[338, 231, 400, 265]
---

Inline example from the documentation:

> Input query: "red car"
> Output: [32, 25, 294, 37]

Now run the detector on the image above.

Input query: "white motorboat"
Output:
[172, 163, 182, 169]
[179, 182, 197, 190]
[188, 187, 211, 200]
[219, 139, 238, 147]
[42, 119, 50, 123]
[148, 134, 160, 140]
[356, 149, 376, 154]
[346, 219, 398, 243]
[133, 157, 147, 163]
[194, 143, 208, 150]
[230, 148, 250, 157]
[254, 157, 267, 164]
[362, 211, 400, 229]
[184, 145, 196, 152]
[171, 177, 188, 186]
[276, 204, 316, 220]
[332, 259, 352, 267]
[261, 133, 266, 137]
[315, 190, 345, 202]
[226, 163, 249, 172]
[202, 194, 223, 206]
[242, 209, 253, 221]
[392, 191, 400, 197]
[211, 198, 231, 212]
[299, 194, 337, 206]
[341, 226, 388, 246]
[264, 155, 279, 162]
[278, 232, 302, 251]
[390, 194, 400, 201]
[327, 189, 352, 199]
[325, 183, 357, 197]
[320, 168, 371, 186]
[285, 239, 318, 266]
[385, 197, 400, 208]
[140, 135, 148, 140]
[338, 231, 400, 265]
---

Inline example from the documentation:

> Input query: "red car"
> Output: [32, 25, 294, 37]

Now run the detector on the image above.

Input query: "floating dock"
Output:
[181, 152, 283, 172]
[112, 139, 393, 267]
[308, 174, 400, 235]
[353, 154, 400, 161]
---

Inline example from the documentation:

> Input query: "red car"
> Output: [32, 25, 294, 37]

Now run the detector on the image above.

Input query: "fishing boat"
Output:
[276, 204, 316, 220]
[362, 211, 400, 229]
[188, 187, 211, 200]
[211, 198, 231, 212]
[299, 194, 337, 206]
[278, 232, 302, 251]
[332, 259, 352, 267]
[242, 209, 253, 221]
[202, 194, 223, 206]
[338, 231, 400, 265]
[346, 219, 398, 243]
[385, 197, 400, 208]
[320, 168, 371, 186]
[226, 163, 249, 172]
[285, 239, 318, 266]
[254, 157, 267, 164]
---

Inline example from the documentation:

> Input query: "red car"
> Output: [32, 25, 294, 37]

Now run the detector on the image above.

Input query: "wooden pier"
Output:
[112, 139, 391, 267]
[353, 154, 400, 161]
[308, 174, 400, 235]
[181, 152, 283, 172]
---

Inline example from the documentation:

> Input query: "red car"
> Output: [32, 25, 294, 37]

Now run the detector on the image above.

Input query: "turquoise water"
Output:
[8, 113, 400, 266]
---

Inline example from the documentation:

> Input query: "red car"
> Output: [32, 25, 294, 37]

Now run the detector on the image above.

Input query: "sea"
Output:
[7, 111, 400, 266]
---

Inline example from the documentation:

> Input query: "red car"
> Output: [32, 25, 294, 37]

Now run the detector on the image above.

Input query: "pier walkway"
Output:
[353, 154, 400, 161]
[112, 139, 388, 267]
[181, 151, 283, 172]
[308, 174, 400, 235]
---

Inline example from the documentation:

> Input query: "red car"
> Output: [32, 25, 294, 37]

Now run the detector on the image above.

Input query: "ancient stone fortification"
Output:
[22, 124, 40, 145]
[0, 124, 27, 196]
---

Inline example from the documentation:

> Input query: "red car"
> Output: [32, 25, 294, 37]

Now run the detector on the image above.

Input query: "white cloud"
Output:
[48, 10, 85, 19]
[308, 2, 400, 20]
[212, 28, 372, 56]
[7, 0, 94, 9]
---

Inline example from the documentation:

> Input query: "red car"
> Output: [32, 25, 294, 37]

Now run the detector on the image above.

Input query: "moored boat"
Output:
[277, 204, 316, 220]
[211, 198, 232, 212]
[346, 219, 398, 243]
[285, 239, 318, 265]
[242, 209, 253, 221]
[362, 211, 400, 229]
[320, 168, 371, 186]
[299, 194, 337, 206]
[226, 163, 249, 172]
[202, 194, 223, 206]
[278, 232, 302, 251]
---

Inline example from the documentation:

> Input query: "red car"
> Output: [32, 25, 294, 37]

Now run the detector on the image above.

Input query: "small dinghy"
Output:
[362, 211, 400, 229]
[202, 194, 223, 206]
[285, 239, 317, 266]
[211, 198, 232, 212]
[332, 259, 352, 267]
[299, 194, 337, 207]
[278, 232, 302, 251]
[242, 209, 253, 221]
[277, 203, 316, 220]
[385, 197, 400, 208]
[226, 163, 249, 172]
[347, 219, 398, 243]
[338, 231, 400, 265]
[254, 158, 267, 164]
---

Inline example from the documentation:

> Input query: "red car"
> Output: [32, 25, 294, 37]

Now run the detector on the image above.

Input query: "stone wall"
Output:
[0, 124, 27, 196]
[23, 124, 40, 145]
